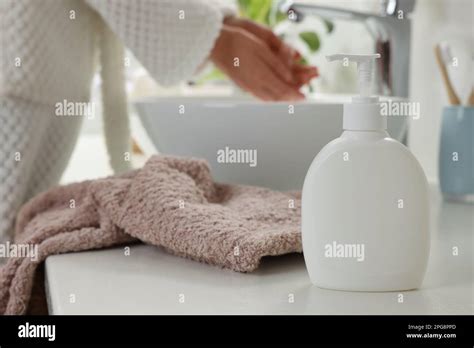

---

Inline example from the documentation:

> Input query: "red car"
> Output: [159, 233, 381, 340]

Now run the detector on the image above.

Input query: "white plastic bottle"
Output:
[302, 54, 430, 291]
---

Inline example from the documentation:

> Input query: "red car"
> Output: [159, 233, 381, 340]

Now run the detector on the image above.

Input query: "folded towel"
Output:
[0, 155, 301, 315]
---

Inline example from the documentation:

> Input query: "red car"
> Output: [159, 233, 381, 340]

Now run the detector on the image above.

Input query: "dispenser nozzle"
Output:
[326, 54, 381, 98]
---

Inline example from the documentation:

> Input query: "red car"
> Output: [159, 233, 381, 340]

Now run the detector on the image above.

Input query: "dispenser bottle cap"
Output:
[326, 53, 387, 131]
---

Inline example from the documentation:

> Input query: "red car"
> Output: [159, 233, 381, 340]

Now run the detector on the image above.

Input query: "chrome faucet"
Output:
[279, 0, 416, 98]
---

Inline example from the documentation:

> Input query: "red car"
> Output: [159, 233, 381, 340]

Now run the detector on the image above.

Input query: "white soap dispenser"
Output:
[302, 54, 430, 291]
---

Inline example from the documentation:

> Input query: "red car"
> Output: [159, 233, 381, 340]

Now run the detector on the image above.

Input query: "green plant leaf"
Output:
[238, 0, 274, 25]
[275, 10, 288, 24]
[299, 32, 320, 52]
[323, 19, 334, 33]
[238, 0, 251, 7]
[197, 67, 228, 84]
[257, 0, 273, 24]
[237, 0, 252, 18]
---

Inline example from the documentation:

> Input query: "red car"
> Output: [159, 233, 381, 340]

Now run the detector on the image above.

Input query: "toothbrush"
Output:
[468, 88, 474, 106]
[434, 42, 461, 105]
[468, 54, 474, 106]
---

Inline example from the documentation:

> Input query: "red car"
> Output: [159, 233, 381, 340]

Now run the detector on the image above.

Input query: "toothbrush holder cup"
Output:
[439, 106, 474, 203]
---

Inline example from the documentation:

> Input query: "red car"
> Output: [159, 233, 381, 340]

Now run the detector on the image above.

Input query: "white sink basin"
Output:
[133, 95, 407, 190]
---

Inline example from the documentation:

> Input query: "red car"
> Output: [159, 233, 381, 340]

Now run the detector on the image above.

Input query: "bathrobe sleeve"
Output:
[85, 0, 237, 86]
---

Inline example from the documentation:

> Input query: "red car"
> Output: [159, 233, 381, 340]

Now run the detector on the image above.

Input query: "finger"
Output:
[294, 73, 316, 86]
[239, 20, 283, 50]
[228, 19, 301, 66]
[231, 75, 273, 101]
[240, 21, 297, 61]
[245, 84, 275, 101]
[254, 87, 277, 101]
[255, 57, 305, 101]
[234, 24, 299, 82]
[263, 31, 298, 66]
[293, 64, 318, 75]
[278, 44, 297, 66]
[261, 86, 282, 101]
[256, 45, 299, 86]
[263, 32, 301, 67]
[293, 50, 302, 61]
[261, 84, 303, 102]
[293, 65, 319, 84]
[234, 69, 303, 102]
[296, 70, 318, 82]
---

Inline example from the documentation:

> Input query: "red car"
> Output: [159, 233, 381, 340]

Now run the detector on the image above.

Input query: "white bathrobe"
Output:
[0, 0, 236, 242]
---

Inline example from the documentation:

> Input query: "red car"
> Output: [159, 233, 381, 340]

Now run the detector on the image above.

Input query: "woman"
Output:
[0, 0, 317, 242]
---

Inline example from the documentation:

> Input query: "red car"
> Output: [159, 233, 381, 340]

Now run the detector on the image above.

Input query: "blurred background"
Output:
[65, 0, 473, 186]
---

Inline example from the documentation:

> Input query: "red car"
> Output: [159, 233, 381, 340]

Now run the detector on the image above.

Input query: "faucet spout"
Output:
[279, 0, 416, 98]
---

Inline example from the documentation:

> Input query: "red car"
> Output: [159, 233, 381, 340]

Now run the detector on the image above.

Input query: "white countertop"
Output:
[45, 135, 474, 314]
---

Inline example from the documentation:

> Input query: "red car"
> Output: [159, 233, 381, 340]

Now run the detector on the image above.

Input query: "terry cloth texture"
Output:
[0, 0, 236, 242]
[0, 155, 301, 315]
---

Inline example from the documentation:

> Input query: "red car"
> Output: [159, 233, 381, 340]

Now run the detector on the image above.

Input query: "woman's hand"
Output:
[224, 17, 317, 83]
[210, 18, 318, 101]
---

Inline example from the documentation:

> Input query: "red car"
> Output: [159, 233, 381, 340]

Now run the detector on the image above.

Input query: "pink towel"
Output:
[0, 155, 301, 314]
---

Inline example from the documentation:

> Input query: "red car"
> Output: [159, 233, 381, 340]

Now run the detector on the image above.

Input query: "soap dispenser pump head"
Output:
[326, 53, 387, 132]
[326, 54, 381, 100]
